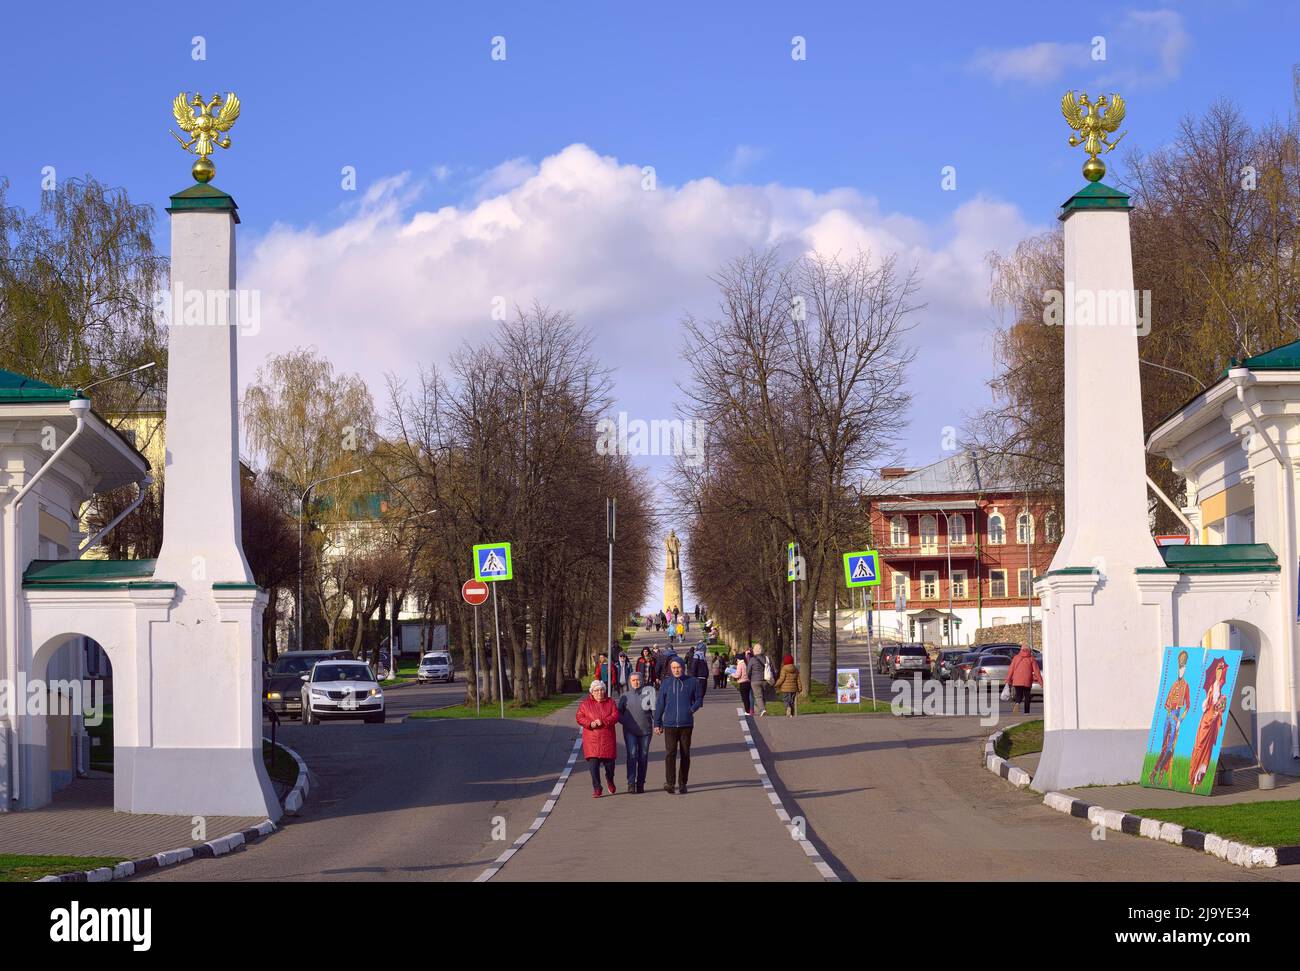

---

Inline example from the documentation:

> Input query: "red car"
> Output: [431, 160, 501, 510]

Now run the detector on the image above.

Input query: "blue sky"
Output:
[4, 1, 1299, 605]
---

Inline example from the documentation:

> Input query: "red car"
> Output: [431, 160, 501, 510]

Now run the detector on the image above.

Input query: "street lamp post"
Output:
[297, 468, 363, 652]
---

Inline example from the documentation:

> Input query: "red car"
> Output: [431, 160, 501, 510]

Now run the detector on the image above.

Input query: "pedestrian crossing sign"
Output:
[843, 550, 881, 588]
[473, 542, 513, 582]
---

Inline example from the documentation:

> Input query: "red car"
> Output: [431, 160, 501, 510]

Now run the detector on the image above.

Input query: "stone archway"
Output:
[1193, 618, 1266, 764]
[21, 631, 122, 811]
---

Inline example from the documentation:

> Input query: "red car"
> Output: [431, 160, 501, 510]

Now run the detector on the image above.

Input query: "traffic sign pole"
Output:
[493, 582, 504, 719]
[474, 603, 482, 715]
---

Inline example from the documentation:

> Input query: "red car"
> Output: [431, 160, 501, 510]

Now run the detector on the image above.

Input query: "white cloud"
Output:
[970, 9, 1189, 87]
[970, 41, 1089, 84]
[240, 144, 1039, 462]
[724, 144, 767, 178]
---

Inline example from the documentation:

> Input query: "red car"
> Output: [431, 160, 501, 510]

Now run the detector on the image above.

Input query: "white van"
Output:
[417, 651, 454, 684]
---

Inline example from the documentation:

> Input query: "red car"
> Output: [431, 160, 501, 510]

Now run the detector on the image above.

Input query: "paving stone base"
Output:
[982, 728, 1299, 870]
[36, 739, 309, 883]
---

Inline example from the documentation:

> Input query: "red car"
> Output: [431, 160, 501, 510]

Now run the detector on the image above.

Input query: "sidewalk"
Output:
[496, 631, 819, 881]
[0, 776, 264, 859]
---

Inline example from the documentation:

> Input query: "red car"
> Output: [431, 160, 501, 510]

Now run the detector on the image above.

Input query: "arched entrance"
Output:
[25, 632, 117, 810]
[1194, 618, 1266, 766]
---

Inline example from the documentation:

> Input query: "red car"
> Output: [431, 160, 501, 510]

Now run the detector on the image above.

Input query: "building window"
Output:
[921, 571, 939, 599]
[990, 569, 1007, 598]
[890, 515, 909, 546]
[1044, 510, 1059, 543]
[893, 572, 909, 605]
[951, 570, 968, 599]
[1017, 511, 1034, 544]
[919, 514, 938, 547]
[988, 512, 1005, 545]
[949, 513, 967, 544]
[1018, 568, 1033, 597]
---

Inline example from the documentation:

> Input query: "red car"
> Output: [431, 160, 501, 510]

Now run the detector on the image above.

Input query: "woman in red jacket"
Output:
[576, 679, 620, 797]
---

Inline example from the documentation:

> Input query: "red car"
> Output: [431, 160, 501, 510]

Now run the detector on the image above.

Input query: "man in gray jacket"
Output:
[617, 671, 656, 793]
[748, 644, 770, 717]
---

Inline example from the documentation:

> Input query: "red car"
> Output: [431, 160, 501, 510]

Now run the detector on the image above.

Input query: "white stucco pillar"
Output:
[118, 184, 278, 819]
[1033, 183, 1167, 791]
[154, 186, 251, 584]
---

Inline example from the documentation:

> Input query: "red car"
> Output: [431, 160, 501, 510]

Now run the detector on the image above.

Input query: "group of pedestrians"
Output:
[577, 626, 807, 800]
[718, 644, 803, 718]
[576, 647, 703, 796]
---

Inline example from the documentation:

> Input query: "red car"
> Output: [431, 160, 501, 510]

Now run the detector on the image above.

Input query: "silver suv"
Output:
[884, 644, 931, 678]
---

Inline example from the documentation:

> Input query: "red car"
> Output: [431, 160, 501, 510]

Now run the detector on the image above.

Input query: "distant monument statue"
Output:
[663, 529, 683, 614]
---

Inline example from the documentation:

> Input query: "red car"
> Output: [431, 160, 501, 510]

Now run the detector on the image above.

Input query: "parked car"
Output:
[884, 644, 931, 678]
[969, 652, 1012, 685]
[953, 652, 982, 682]
[301, 659, 386, 724]
[931, 648, 968, 681]
[974, 642, 1023, 660]
[417, 651, 455, 684]
[264, 649, 351, 716]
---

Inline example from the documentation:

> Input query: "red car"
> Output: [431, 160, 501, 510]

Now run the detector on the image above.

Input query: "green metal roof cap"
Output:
[1158, 543, 1278, 568]
[1225, 338, 1300, 374]
[167, 183, 239, 222]
[23, 558, 157, 584]
[1059, 181, 1133, 220]
[0, 369, 84, 403]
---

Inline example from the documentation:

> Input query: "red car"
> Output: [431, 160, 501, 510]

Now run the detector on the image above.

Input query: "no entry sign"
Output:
[461, 579, 489, 605]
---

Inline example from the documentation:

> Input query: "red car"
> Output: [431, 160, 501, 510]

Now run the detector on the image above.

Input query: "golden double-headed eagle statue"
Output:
[1061, 91, 1127, 183]
[169, 92, 241, 183]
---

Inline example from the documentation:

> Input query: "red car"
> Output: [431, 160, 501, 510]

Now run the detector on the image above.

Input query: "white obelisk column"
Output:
[154, 188, 251, 583]
[119, 183, 278, 818]
[1032, 182, 1167, 792]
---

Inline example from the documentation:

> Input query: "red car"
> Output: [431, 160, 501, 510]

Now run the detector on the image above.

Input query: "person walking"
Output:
[615, 651, 632, 692]
[773, 653, 802, 717]
[748, 644, 770, 717]
[1006, 645, 1043, 714]
[654, 656, 703, 794]
[688, 646, 709, 698]
[576, 679, 619, 797]
[710, 651, 724, 689]
[735, 652, 753, 715]
[617, 670, 656, 793]
[636, 647, 656, 686]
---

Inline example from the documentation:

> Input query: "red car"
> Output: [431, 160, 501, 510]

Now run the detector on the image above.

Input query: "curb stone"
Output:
[36, 744, 304, 883]
[981, 726, 1295, 870]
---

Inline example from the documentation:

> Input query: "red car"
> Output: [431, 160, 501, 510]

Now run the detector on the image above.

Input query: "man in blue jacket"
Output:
[654, 656, 703, 794]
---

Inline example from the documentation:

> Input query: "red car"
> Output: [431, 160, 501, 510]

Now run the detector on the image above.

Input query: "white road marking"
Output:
[735, 709, 841, 883]
[474, 729, 584, 883]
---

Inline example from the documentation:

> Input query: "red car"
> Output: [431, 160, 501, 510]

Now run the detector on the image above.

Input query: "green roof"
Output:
[1059, 181, 1133, 220]
[1136, 543, 1280, 575]
[0, 369, 83, 403]
[166, 183, 239, 222]
[23, 558, 158, 587]
[1226, 339, 1300, 373]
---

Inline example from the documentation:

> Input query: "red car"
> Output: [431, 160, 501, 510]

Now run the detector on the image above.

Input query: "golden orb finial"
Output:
[1061, 90, 1127, 183]
[169, 91, 242, 184]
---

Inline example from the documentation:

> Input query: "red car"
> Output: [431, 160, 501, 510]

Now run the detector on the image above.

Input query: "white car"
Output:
[300, 660, 385, 724]
[417, 651, 454, 684]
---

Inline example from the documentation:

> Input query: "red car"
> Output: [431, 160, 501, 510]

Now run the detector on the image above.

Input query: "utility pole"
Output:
[606, 497, 616, 697]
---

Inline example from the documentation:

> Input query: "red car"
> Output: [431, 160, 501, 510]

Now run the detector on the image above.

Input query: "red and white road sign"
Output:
[461, 579, 490, 605]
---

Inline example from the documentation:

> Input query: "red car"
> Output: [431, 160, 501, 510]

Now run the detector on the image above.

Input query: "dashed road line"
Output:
[474, 730, 583, 882]
[736, 706, 840, 882]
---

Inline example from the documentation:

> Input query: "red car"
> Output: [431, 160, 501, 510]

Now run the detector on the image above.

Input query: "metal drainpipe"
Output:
[78, 475, 151, 555]
[1229, 369, 1300, 760]
[6, 397, 90, 803]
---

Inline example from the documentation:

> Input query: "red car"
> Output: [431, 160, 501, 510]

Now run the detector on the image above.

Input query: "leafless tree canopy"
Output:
[674, 249, 920, 696]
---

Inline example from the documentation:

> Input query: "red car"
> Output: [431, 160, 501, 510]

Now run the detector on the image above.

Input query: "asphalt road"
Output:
[140, 675, 575, 882]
